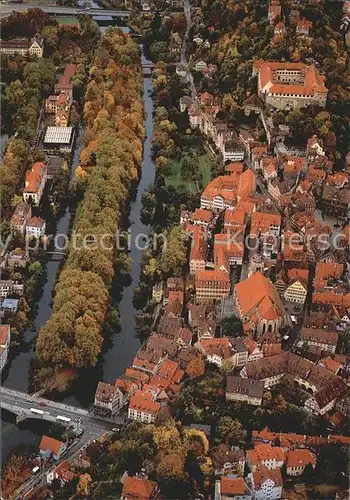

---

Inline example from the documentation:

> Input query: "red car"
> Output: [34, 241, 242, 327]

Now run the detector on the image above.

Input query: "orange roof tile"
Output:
[221, 477, 245, 496]
[237, 169, 256, 199]
[193, 208, 214, 223]
[129, 390, 160, 415]
[122, 476, 158, 500]
[195, 269, 230, 285]
[235, 272, 284, 320]
[39, 435, 64, 456]
[320, 357, 341, 374]
[24, 162, 46, 193]
[287, 449, 316, 468]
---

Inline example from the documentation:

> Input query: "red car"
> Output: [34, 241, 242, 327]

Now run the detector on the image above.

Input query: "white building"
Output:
[0, 33, 44, 57]
[23, 162, 47, 206]
[284, 280, 307, 304]
[128, 390, 160, 423]
[0, 280, 24, 298]
[0, 325, 11, 372]
[94, 381, 123, 416]
[26, 217, 46, 238]
[247, 466, 283, 500]
[252, 60, 328, 110]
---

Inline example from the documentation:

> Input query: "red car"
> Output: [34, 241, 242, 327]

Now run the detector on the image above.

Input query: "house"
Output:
[322, 185, 350, 219]
[54, 64, 77, 97]
[286, 449, 316, 476]
[152, 282, 163, 303]
[304, 377, 348, 416]
[23, 162, 47, 206]
[195, 270, 230, 303]
[26, 217, 46, 238]
[189, 225, 207, 275]
[200, 174, 239, 212]
[0, 33, 44, 57]
[284, 278, 307, 305]
[0, 280, 23, 298]
[299, 327, 338, 354]
[234, 272, 289, 338]
[10, 203, 32, 234]
[250, 212, 281, 237]
[274, 21, 285, 36]
[221, 135, 245, 163]
[128, 390, 160, 423]
[246, 444, 285, 471]
[247, 465, 283, 500]
[46, 460, 76, 486]
[268, 3, 281, 25]
[242, 351, 346, 415]
[94, 381, 123, 416]
[244, 338, 264, 362]
[39, 435, 67, 461]
[237, 169, 256, 201]
[296, 19, 312, 36]
[226, 376, 264, 406]
[121, 475, 159, 500]
[323, 356, 345, 376]
[215, 477, 252, 500]
[196, 338, 236, 368]
[195, 60, 207, 72]
[211, 445, 245, 476]
[0, 298, 19, 314]
[243, 94, 262, 116]
[214, 234, 244, 269]
[252, 60, 328, 110]
[193, 208, 214, 228]
[0, 325, 11, 372]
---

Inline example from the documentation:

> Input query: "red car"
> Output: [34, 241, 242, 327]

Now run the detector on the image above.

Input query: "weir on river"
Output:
[1, 42, 156, 460]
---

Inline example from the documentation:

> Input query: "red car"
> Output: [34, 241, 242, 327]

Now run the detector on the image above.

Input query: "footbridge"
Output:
[1, 387, 123, 435]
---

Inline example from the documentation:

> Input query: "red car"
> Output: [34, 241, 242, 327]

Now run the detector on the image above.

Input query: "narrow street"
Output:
[182, 0, 197, 102]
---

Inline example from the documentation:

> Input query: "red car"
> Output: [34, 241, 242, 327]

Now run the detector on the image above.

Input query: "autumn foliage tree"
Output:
[36, 29, 145, 374]
[186, 357, 205, 379]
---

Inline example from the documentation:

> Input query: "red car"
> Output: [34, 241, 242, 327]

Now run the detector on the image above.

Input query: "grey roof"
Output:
[226, 376, 264, 399]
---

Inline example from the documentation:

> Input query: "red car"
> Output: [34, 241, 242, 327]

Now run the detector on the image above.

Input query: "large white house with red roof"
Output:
[252, 60, 328, 110]
[23, 162, 47, 206]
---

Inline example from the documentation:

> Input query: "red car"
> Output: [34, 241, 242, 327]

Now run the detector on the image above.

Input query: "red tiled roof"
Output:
[254, 59, 328, 96]
[287, 449, 316, 468]
[195, 269, 230, 285]
[129, 390, 160, 415]
[122, 476, 158, 500]
[221, 477, 245, 496]
[193, 208, 214, 223]
[24, 162, 45, 193]
[39, 435, 64, 456]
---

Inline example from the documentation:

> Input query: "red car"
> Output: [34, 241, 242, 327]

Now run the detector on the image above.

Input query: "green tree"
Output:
[217, 417, 245, 446]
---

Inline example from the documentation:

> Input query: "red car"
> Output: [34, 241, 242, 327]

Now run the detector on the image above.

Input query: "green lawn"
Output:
[165, 154, 212, 194]
[57, 16, 79, 26]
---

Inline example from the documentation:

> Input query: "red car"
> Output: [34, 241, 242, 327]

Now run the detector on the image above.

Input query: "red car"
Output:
[38, 402, 46, 407]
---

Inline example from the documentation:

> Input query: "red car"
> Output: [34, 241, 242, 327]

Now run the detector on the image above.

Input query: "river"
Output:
[1, 37, 155, 460]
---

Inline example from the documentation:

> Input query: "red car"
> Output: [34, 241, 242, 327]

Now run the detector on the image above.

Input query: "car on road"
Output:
[38, 402, 46, 407]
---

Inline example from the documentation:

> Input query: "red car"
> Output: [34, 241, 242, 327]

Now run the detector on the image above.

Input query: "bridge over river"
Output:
[1, 387, 123, 437]
[0, 4, 131, 19]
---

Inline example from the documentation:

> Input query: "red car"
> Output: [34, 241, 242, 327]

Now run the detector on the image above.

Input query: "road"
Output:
[15, 433, 99, 499]
[182, 0, 197, 103]
[1, 387, 124, 433]
[0, 3, 131, 18]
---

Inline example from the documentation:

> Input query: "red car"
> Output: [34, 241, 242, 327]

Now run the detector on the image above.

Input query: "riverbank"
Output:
[32, 30, 146, 392]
